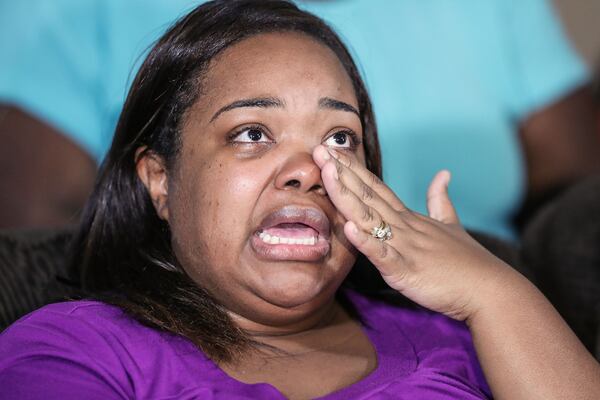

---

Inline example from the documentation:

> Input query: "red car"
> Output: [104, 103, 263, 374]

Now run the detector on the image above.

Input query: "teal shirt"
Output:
[300, 0, 588, 239]
[0, 0, 199, 161]
[0, 0, 587, 238]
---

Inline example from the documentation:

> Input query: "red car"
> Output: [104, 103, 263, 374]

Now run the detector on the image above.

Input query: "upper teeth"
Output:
[258, 231, 317, 245]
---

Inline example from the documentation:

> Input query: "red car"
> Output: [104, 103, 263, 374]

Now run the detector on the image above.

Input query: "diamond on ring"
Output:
[370, 220, 392, 241]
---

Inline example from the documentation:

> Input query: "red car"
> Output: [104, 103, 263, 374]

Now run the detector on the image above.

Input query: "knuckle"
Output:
[393, 205, 407, 213]
[370, 173, 383, 187]
[377, 241, 389, 259]
[344, 156, 353, 169]
[338, 181, 350, 196]
[395, 208, 414, 225]
[361, 205, 375, 223]
[335, 161, 344, 178]
[361, 184, 374, 202]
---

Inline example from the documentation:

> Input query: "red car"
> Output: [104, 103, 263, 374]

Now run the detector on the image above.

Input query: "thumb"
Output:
[427, 170, 459, 224]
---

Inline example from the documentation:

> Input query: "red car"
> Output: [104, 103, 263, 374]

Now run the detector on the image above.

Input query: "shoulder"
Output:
[0, 298, 201, 359]
[0, 300, 213, 399]
[3, 300, 136, 340]
[0, 301, 132, 398]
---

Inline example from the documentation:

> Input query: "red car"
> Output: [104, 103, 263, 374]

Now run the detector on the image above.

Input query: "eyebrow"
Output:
[209, 96, 360, 123]
[210, 97, 283, 122]
[318, 97, 360, 118]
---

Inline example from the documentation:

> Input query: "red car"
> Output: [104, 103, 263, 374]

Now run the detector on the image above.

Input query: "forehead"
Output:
[200, 32, 358, 109]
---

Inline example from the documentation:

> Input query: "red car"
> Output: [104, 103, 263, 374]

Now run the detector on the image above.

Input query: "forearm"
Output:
[315, 144, 600, 397]
[0, 105, 96, 228]
[520, 86, 600, 201]
[467, 268, 600, 400]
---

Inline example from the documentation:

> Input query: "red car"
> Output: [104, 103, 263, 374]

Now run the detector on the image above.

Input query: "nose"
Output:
[274, 152, 326, 195]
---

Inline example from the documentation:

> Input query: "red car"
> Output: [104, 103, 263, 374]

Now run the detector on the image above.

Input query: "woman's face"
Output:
[149, 32, 366, 327]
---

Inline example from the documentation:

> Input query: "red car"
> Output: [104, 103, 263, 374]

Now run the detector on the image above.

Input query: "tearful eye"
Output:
[246, 129, 263, 141]
[324, 131, 353, 148]
[231, 126, 272, 143]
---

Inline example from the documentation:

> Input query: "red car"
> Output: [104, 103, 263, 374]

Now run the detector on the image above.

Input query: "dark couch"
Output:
[0, 228, 74, 328]
[521, 175, 600, 358]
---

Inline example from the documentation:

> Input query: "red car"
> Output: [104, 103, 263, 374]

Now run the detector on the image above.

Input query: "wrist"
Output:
[465, 262, 534, 328]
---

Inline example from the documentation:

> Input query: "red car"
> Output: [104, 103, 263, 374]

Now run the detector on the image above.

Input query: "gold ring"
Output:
[370, 220, 392, 241]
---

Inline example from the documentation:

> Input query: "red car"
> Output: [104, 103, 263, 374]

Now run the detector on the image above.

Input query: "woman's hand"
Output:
[313, 145, 600, 399]
[313, 145, 513, 322]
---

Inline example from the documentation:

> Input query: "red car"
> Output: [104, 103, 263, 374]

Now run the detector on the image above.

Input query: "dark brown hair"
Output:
[71, 0, 381, 362]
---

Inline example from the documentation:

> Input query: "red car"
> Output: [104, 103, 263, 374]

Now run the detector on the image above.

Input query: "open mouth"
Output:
[251, 206, 331, 261]
[258, 223, 319, 246]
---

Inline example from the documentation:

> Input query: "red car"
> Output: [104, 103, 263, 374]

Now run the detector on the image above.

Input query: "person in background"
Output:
[595, 63, 600, 135]
[298, 0, 600, 238]
[1, 3, 599, 398]
[1, 0, 598, 239]
[0, 0, 198, 228]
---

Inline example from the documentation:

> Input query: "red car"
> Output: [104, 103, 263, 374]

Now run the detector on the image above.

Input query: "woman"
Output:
[1, 1, 598, 398]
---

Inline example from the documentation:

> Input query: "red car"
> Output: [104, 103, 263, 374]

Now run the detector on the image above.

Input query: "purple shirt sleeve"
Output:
[0, 303, 133, 399]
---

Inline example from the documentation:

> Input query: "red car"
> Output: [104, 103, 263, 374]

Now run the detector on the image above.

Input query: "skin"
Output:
[3, 85, 598, 232]
[0, 105, 96, 228]
[520, 86, 600, 198]
[138, 33, 377, 398]
[2, 24, 599, 231]
[157, 33, 365, 328]
[137, 32, 600, 399]
[517, 85, 600, 224]
[315, 147, 600, 399]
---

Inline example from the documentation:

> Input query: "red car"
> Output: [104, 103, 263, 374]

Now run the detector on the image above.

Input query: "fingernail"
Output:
[322, 150, 330, 161]
[350, 221, 358, 235]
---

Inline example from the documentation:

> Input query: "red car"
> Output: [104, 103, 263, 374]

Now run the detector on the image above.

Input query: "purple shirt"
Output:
[0, 290, 491, 399]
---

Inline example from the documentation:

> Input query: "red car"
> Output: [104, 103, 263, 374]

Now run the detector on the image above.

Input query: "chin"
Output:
[254, 267, 338, 309]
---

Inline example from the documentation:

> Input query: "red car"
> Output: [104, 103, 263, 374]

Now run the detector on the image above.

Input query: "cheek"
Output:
[357, 145, 367, 167]
[169, 159, 267, 272]
[330, 215, 358, 270]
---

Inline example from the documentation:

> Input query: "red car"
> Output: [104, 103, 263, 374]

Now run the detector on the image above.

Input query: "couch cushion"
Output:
[0, 228, 75, 330]
[522, 175, 600, 357]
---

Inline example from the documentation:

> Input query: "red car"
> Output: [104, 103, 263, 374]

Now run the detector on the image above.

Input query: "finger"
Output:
[321, 160, 393, 234]
[313, 145, 407, 212]
[426, 170, 459, 224]
[325, 152, 402, 224]
[344, 220, 405, 279]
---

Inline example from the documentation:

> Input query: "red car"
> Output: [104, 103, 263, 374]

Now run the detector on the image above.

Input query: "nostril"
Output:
[285, 179, 301, 188]
[309, 184, 322, 192]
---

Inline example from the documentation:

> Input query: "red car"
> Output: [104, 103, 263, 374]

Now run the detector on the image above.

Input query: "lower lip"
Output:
[250, 234, 330, 262]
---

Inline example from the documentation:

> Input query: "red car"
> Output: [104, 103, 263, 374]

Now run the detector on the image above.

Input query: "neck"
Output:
[228, 297, 341, 339]
[226, 299, 362, 362]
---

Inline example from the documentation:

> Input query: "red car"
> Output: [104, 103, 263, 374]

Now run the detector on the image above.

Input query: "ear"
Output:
[136, 147, 170, 221]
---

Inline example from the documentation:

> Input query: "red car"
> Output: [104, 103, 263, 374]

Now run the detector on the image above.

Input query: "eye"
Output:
[229, 125, 272, 143]
[324, 130, 359, 149]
